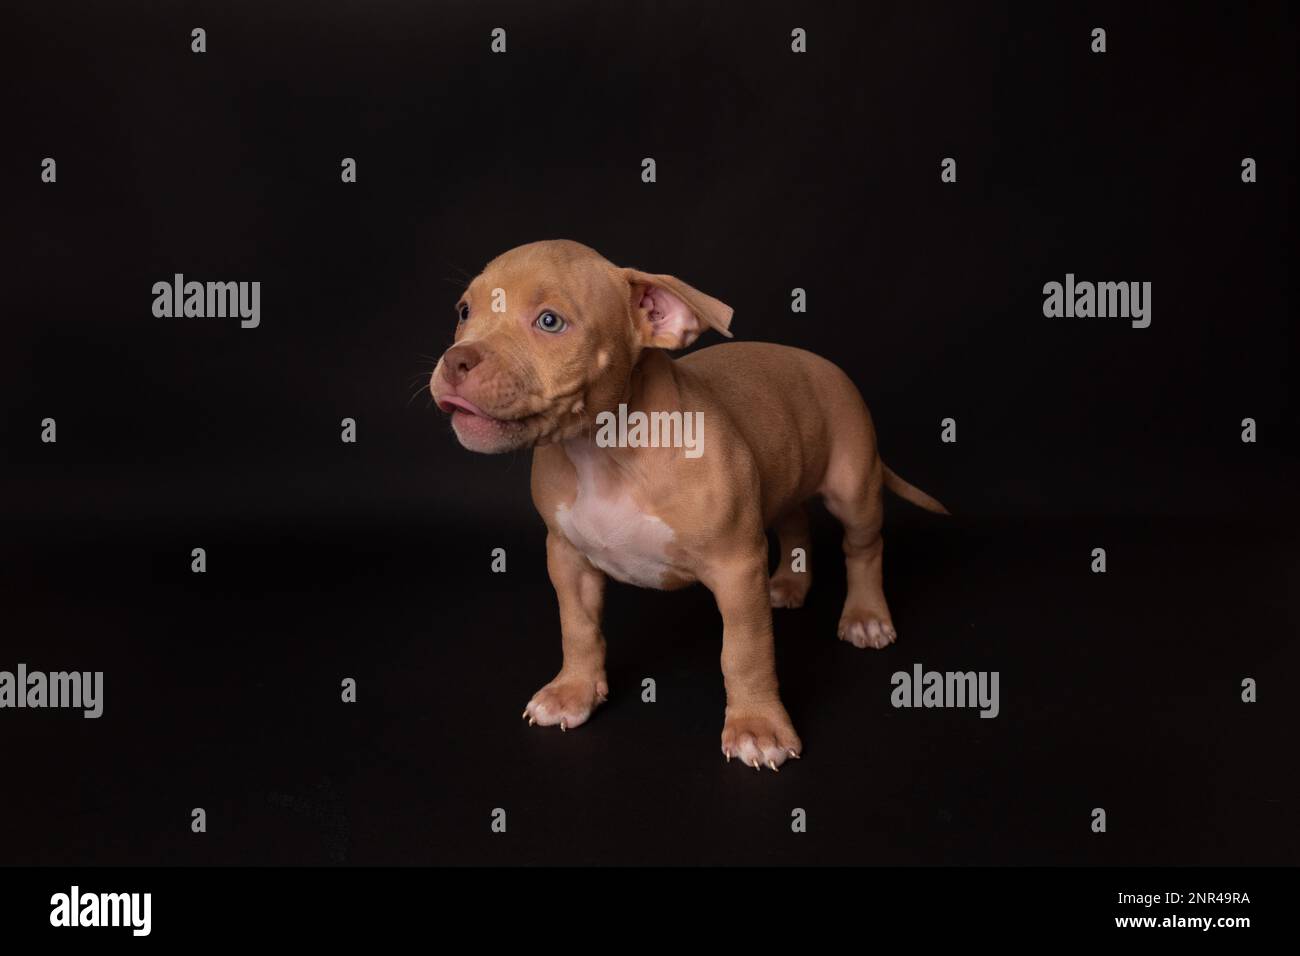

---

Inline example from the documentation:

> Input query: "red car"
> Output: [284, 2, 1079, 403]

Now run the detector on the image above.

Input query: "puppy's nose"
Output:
[441, 343, 482, 387]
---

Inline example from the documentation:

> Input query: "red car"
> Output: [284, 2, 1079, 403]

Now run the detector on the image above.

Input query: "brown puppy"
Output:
[430, 240, 947, 771]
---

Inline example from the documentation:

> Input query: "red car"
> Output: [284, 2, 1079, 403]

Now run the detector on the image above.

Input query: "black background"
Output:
[4, 1, 1297, 865]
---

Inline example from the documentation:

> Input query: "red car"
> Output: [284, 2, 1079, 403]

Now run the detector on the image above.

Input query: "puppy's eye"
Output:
[535, 311, 567, 333]
[457, 304, 470, 323]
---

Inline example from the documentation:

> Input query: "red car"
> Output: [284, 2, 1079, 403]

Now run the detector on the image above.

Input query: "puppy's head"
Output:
[430, 240, 733, 453]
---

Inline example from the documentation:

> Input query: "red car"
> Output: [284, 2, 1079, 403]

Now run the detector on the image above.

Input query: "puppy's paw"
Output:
[721, 705, 802, 771]
[768, 573, 810, 609]
[522, 675, 609, 731]
[837, 613, 896, 650]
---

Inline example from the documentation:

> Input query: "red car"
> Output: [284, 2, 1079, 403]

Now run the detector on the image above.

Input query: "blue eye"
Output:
[535, 311, 567, 333]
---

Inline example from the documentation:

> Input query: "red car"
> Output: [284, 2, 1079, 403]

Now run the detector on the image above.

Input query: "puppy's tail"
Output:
[882, 465, 950, 515]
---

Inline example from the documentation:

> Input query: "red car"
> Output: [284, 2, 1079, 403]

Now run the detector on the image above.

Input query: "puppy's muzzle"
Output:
[440, 343, 482, 388]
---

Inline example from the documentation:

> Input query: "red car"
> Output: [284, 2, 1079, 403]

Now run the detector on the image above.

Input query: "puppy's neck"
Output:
[625, 348, 683, 413]
[560, 349, 685, 465]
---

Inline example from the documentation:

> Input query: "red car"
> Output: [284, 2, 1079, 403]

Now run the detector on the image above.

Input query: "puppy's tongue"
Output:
[437, 395, 491, 418]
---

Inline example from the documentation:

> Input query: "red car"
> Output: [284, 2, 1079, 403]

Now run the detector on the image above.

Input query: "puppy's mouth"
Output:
[437, 394, 543, 427]
[432, 368, 589, 451]
[436, 395, 501, 420]
[435, 392, 556, 452]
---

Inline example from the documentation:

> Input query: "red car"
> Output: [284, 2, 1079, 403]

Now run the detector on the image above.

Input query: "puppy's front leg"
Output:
[522, 531, 609, 731]
[706, 552, 803, 770]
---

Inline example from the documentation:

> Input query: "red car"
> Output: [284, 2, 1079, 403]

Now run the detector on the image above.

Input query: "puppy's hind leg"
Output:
[768, 504, 812, 609]
[822, 448, 895, 650]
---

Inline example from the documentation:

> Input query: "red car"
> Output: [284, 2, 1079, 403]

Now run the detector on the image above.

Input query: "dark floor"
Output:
[3, 505, 1296, 866]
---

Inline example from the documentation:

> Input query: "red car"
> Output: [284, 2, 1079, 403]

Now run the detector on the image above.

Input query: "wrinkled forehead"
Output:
[465, 245, 622, 317]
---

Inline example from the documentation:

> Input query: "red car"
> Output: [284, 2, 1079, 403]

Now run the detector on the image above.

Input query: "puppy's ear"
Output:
[623, 268, 734, 350]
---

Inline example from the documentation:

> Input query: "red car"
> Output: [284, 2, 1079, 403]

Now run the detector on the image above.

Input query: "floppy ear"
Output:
[623, 268, 734, 350]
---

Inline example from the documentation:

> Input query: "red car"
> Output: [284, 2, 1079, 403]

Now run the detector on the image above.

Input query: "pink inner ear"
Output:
[640, 286, 700, 345]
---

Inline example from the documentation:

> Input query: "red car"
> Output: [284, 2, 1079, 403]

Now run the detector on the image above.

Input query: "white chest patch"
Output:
[554, 445, 677, 589]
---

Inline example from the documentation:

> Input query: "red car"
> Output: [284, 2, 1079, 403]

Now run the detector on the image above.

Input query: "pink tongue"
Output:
[440, 396, 489, 417]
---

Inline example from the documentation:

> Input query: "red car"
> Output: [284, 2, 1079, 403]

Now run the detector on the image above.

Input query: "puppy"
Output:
[431, 240, 947, 771]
